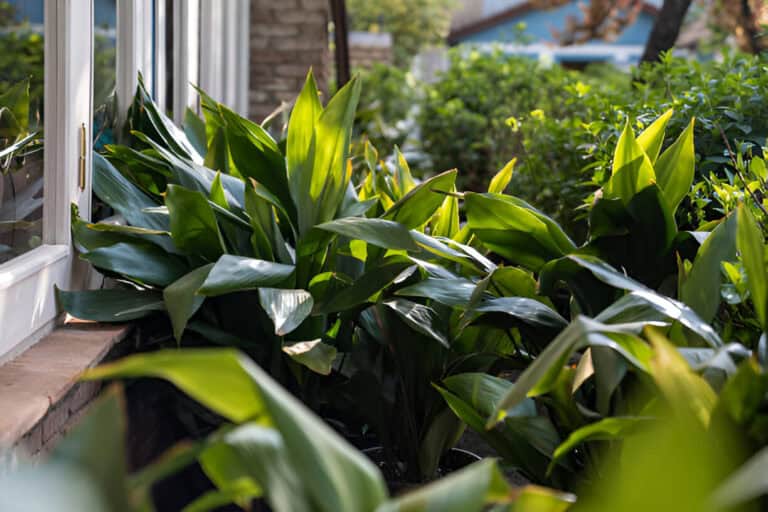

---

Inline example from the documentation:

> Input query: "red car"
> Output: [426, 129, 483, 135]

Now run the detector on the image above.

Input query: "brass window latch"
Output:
[78, 123, 86, 190]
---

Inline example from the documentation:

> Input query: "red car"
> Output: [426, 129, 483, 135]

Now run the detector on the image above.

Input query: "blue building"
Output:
[448, 0, 661, 67]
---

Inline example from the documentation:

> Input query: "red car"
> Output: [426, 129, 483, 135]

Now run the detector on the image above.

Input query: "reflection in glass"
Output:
[0, 0, 44, 264]
[93, 0, 117, 150]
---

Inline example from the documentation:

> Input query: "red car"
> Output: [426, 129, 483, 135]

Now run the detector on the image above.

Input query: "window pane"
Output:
[93, 0, 116, 150]
[0, 0, 44, 264]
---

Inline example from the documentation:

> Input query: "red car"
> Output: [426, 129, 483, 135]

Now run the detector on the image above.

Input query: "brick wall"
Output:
[249, 0, 331, 122]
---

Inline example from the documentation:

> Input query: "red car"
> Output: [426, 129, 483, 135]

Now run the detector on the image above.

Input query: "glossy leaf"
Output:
[258, 288, 314, 336]
[84, 349, 389, 511]
[164, 264, 214, 342]
[282, 340, 338, 375]
[82, 242, 188, 287]
[680, 213, 737, 322]
[199, 255, 295, 296]
[636, 108, 673, 164]
[166, 184, 226, 261]
[376, 459, 511, 512]
[464, 193, 575, 271]
[93, 154, 169, 232]
[287, 71, 323, 235]
[548, 417, 651, 474]
[56, 287, 164, 322]
[737, 205, 768, 330]
[316, 217, 418, 251]
[655, 117, 695, 214]
[382, 170, 457, 228]
[383, 299, 450, 347]
[310, 76, 362, 229]
[396, 277, 477, 308]
[604, 118, 655, 204]
[488, 158, 516, 194]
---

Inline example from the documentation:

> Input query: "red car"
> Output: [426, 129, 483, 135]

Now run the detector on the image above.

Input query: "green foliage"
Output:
[354, 63, 420, 157]
[346, 0, 456, 67]
[45, 57, 768, 511]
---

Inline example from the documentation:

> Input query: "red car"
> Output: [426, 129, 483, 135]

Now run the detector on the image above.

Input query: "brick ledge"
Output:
[0, 323, 136, 453]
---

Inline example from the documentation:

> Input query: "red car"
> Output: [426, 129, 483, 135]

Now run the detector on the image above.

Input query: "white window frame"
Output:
[199, 0, 250, 116]
[172, 0, 200, 124]
[0, 0, 251, 361]
[0, 0, 94, 362]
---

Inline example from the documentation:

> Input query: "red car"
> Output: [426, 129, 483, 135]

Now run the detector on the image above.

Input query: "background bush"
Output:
[359, 49, 768, 241]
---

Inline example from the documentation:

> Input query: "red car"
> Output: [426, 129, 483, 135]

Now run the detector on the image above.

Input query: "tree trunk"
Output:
[640, 0, 693, 63]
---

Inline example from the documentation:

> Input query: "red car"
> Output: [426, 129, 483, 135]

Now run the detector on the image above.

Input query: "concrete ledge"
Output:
[0, 323, 136, 454]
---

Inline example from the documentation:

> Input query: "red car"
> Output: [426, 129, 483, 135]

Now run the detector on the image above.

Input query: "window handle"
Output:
[78, 123, 86, 190]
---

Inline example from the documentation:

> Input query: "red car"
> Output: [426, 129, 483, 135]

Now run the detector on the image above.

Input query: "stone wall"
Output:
[249, 0, 331, 122]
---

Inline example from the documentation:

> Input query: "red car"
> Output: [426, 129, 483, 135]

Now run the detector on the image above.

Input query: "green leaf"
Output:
[84, 350, 265, 423]
[196, 424, 303, 512]
[199, 255, 295, 296]
[316, 217, 418, 251]
[636, 108, 673, 164]
[132, 76, 203, 162]
[93, 154, 169, 232]
[282, 340, 338, 375]
[548, 417, 651, 475]
[376, 459, 510, 512]
[310, 76, 362, 230]
[383, 299, 449, 347]
[258, 288, 314, 336]
[571, 255, 723, 347]
[220, 106, 294, 219]
[166, 184, 226, 261]
[164, 264, 214, 342]
[604, 118, 656, 204]
[470, 297, 568, 330]
[438, 373, 563, 483]
[84, 349, 389, 512]
[183, 107, 208, 157]
[316, 261, 413, 313]
[711, 446, 768, 509]
[56, 287, 165, 322]
[287, 71, 323, 235]
[655, 117, 695, 214]
[396, 277, 477, 308]
[737, 205, 768, 330]
[507, 486, 576, 512]
[646, 329, 717, 425]
[681, 213, 737, 322]
[489, 317, 643, 426]
[465, 193, 575, 271]
[209, 171, 229, 209]
[48, 386, 131, 511]
[82, 242, 189, 287]
[382, 170, 458, 228]
[430, 189, 460, 239]
[488, 158, 516, 194]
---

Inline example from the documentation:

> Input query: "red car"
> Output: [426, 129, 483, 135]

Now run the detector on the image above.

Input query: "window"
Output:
[0, 0, 250, 361]
[0, 0, 45, 264]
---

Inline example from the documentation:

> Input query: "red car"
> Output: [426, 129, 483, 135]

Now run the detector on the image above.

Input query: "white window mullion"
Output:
[199, 0, 223, 104]
[116, 0, 154, 120]
[199, 0, 249, 116]
[154, 0, 168, 111]
[172, 0, 200, 124]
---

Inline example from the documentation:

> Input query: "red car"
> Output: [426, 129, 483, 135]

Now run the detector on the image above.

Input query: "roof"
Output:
[448, 0, 660, 44]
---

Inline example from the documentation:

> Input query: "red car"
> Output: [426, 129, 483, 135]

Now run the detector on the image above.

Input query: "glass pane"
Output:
[0, 0, 44, 264]
[93, 0, 117, 150]
[93, 0, 116, 221]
